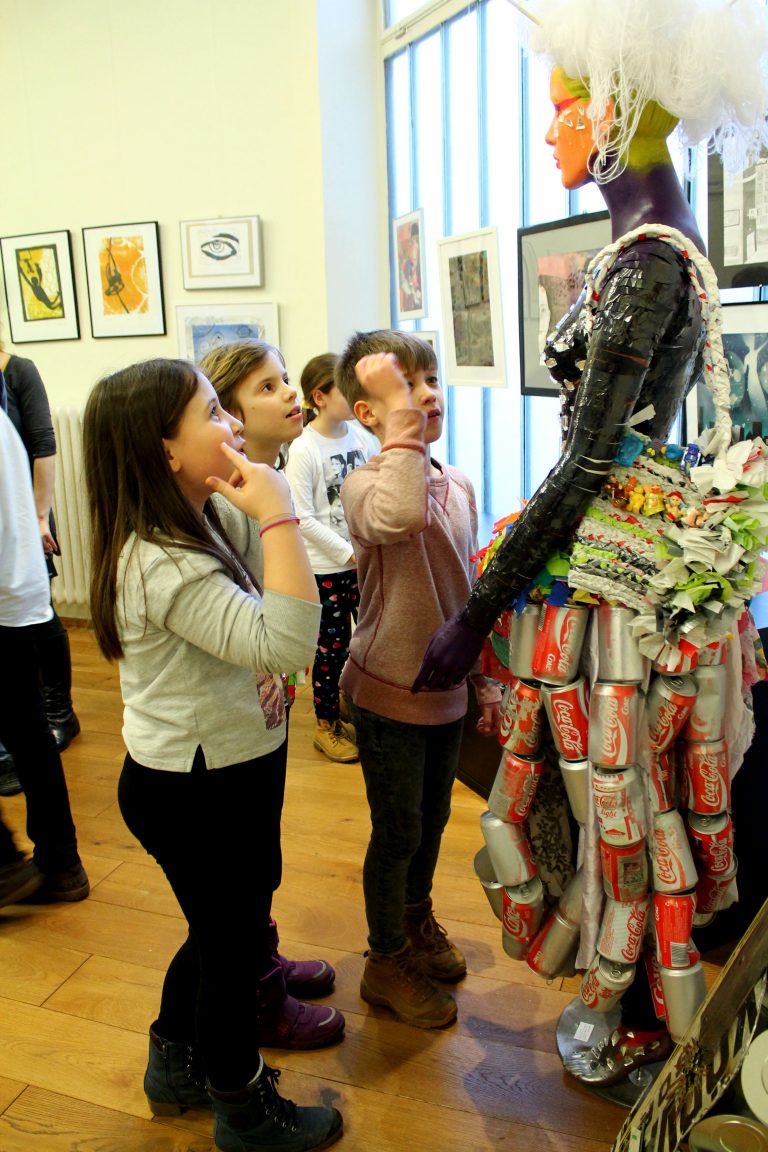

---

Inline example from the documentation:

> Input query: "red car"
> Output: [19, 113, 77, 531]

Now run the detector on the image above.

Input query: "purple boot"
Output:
[269, 917, 335, 999]
[258, 960, 345, 1051]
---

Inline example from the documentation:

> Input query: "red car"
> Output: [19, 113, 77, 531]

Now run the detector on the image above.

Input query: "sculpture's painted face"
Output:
[545, 68, 612, 189]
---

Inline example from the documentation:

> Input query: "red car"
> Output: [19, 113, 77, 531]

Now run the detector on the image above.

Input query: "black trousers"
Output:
[118, 740, 287, 1089]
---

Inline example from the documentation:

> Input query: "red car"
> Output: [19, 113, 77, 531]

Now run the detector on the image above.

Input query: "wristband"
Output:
[259, 516, 300, 538]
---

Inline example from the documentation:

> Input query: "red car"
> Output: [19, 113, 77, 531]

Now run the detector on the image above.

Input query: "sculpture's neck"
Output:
[599, 161, 706, 253]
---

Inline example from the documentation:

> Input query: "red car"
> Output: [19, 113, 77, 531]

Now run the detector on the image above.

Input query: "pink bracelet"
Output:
[259, 516, 300, 537]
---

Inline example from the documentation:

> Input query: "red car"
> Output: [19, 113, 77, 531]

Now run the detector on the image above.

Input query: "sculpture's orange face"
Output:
[545, 68, 613, 189]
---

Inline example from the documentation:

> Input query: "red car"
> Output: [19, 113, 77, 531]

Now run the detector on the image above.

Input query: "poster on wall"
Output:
[82, 221, 165, 338]
[708, 151, 768, 290]
[180, 215, 263, 290]
[392, 209, 426, 320]
[686, 302, 768, 441]
[0, 229, 80, 342]
[176, 302, 280, 362]
[437, 226, 506, 387]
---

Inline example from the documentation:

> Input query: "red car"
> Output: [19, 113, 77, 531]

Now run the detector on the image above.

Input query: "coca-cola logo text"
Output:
[551, 699, 585, 752]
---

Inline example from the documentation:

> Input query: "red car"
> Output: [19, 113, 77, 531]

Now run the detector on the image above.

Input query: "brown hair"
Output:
[199, 337, 290, 468]
[336, 329, 437, 411]
[299, 352, 339, 425]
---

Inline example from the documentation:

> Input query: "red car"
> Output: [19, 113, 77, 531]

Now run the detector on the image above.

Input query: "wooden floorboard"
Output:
[0, 626, 626, 1150]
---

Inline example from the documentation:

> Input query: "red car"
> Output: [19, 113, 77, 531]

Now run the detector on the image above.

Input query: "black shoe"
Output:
[210, 1063, 342, 1152]
[0, 858, 44, 907]
[31, 862, 90, 903]
[0, 744, 22, 797]
[47, 711, 81, 752]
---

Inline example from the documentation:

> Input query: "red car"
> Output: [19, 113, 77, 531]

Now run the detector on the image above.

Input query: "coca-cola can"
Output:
[542, 677, 589, 760]
[480, 810, 537, 887]
[681, 739, 730, 815]
[508, 604, 541, 680]
[660, 961, 707, 1042]
[557, 868, 584, 927]
[559, 758, 590, 825]
[597, 604, 646, 683]
[531, 602, 588, 686]
[592, 766, 646, 844]
[682, 666, 727, 742]
[651, 809, 699, 893]
[648, 749, 675, 813]
[644, 950, 667, 1020]
[697, 639, 726, 666]
[526, 909, 579, 979]
[600, 839, 649, 901]
[653, 646, 699, 676]
[501, 875, 545, 959]
[588, 682, 638, 768]
[646, 674, 698, 752]
[498, 679, 545, 757]
[597, 897, 649, 964]
[580, 953, 636, 1013]
[695, 866, 738, 916]
[653, 892, 697, 968]
[687, 811, 735, 876]
[488, 751, 545, 823]
[473, 846, 504, 921]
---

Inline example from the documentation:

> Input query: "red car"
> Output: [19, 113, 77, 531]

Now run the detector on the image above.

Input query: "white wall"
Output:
[1, 0, 388, 409]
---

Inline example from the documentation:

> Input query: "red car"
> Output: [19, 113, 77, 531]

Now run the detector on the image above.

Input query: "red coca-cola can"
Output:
[588, 682, 638, 768]
[651, 809, 699, 893]
[681, 739, 730, 815]
[697, 639, 726, 666]
[559, 758, 590, 825]
[644, 950, 667, 1020]
[541, 676, 589, 760]
[498, 679, 545, 757]
[597, 604, 646, 683]
[660, 961, 706, 1042]
[597, 897, 649, 964]
[695, 867, 738, 916]
[592, 765, 645, 844]
[488, 751, 545, 823]
[508, 604, 541, 680]
[480, 810, 537, 887]
[682, 665, 727, 742]
[531, 602, 588, 686]
[687, 811, 735, 876]
[501, 875, 545, 959]
[526, 909, 579, 979]
[580, 953, 636, 1013]
[646, 674, 698, 751]
[600, 839, 649, 901]
[557, 868, 584, 927]
[653, 892, 696, 968]
[648, 749, 674, 813]
[653, 646, 699, 675]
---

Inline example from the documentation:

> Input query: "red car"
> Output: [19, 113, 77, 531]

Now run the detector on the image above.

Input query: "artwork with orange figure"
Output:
[98, 235, 149, 316]
[16, 245, 64, 321]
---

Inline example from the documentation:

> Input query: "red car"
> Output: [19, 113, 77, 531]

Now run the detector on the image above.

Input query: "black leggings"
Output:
[118, 741, 287, 1089]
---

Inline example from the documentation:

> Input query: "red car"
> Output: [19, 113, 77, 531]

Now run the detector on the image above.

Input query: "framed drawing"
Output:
[176, 302, 280, 362]
[708, 152, 768, 290]
[82, 221, 165, 338]
[685, 302, 768, 442]
[393, 208, 426, 320]
[437, 227, 506, 388]
[180, 215, 263, 290]
[0, 229, 79, 342]
[518, 210, 611, 395]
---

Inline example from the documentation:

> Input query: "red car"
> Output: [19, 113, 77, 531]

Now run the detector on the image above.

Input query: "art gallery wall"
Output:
[0, 0, 388, 408]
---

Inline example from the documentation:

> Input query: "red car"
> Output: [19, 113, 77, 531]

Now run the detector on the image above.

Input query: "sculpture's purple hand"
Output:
[411, 613, 486, 693]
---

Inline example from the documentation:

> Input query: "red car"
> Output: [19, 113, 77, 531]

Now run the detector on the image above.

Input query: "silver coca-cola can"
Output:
[557, 868, 584, 927]
[644, 950, 667, 1021]
[682, 665, 727, 742]
[592, 765, 646, 844]
[660, 960, 707, 1042]
[531, 602, 588, 686]
[488, 751, 545, 823]
[588, 682, 638, 769]
[647, 749, 675, 813]
[646, 674, 698, 752]
[558, 757, 590, 825]
[687, 811, 735, 876]
[695, 866, 738, 916]
[651, 809, 699, 893]
[508, 604, 541, 680]
[597, 897, 649, 965]
[498, 679, 545, 757]
[597, 604, 646, 683]
[501, 875, 545, 959]
[542, 676, 590, 760]
[600, 839, 649, 901]
[480, 810, 537, 887]
[697, 639, 726, 666]
[473, 846, 504, 921]
[580, 953, 636, 1013]
[526, 909, 579, 979]
[653, 892, 697, 968]
[682, 739, 730, 815]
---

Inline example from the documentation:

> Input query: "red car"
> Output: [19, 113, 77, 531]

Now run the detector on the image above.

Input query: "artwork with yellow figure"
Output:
[16, 245, 64, 321]
[98, 235, 149, 317]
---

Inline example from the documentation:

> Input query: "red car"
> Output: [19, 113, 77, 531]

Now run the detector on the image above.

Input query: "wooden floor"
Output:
[0, 626, 632, 1152]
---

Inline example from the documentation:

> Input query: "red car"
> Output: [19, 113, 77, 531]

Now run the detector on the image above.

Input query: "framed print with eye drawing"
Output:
[0, 229, 80, 342]
[176, 302, 279, 363]
[82, 221, 165, 338]
[180, 216, 263, 290]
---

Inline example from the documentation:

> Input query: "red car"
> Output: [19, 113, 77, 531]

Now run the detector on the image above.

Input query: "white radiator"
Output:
[51, 407, 91, 617]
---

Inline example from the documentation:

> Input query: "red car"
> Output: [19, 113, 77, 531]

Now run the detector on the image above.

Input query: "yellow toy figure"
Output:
[642, 483, 664, 516]
[626, 484, 645, 514]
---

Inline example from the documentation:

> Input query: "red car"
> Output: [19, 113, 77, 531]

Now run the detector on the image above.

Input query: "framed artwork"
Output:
[437, 226, 506, 388]
[180, 215, 263, 290]
[0, 229, 80, 342]
[685, 302, 768, 442]
[82, 222, 165, 338]
[708, 152, 768, 290]
[416, 329, 440, 375]
[176, 302, 280, 362]
[393, 208, 426, 320]
[518, 210, 611, 396]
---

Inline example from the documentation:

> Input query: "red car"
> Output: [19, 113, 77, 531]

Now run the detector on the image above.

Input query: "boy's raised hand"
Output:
[354, 352, 412, 417]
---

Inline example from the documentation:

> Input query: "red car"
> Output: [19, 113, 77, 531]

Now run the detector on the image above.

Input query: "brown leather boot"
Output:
[404, 897, 467, 982]
[360, 944, 457, 1028]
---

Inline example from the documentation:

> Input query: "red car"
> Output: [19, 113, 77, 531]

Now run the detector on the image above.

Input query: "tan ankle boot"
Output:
[404, 897, 467, 982]
[360, 944, 457, 1028]
[313, 720, 358, 763]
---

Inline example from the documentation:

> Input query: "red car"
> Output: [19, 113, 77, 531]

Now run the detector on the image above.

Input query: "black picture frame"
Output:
[707, 152, 768, 290]
[0, 229, 80, 343]
[518, 210, 610, 396]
